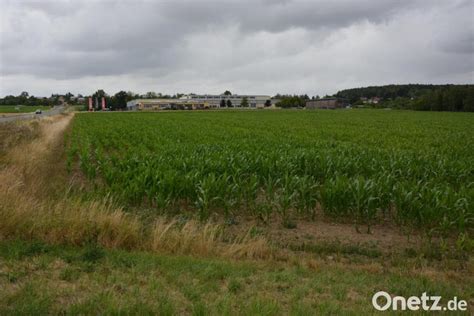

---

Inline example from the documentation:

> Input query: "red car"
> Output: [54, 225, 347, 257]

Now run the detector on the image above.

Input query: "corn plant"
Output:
[65, 110, 474, 236]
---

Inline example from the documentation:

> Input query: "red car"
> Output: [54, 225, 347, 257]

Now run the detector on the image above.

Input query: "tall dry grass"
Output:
[0, 114, 272, 260]
[149, 220, 271, 259]
[0, 120, 40, 156]
[0, 188, 271, 259]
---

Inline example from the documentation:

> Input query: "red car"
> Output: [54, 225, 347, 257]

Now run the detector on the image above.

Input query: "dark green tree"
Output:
[275, 95, 306, 108]
[241, 97, 249, 107]
[463, 87, 474, 112]
[64, 92, 74, 102]
[145, 91, 157, 99]
[19, 91, 29, 105]
[113, 91, 129, 110]
[92, 89, 106, 98]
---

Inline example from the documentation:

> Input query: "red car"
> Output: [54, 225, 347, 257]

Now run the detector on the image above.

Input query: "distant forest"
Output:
[336, 84, 474, 112]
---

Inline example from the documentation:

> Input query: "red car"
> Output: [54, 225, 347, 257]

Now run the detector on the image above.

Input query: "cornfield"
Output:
[66, 110, 474, 235]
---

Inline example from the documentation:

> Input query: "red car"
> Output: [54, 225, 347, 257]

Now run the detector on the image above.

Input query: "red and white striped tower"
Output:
[88, 97, 93, 111]
[101, 97, 106, 110]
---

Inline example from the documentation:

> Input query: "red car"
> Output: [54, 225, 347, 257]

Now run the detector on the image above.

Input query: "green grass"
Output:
[66, 110, 474, 235]
[0, 239, 471, 315]
[0, 105, 51, 113]
[70, 105, 86, 111]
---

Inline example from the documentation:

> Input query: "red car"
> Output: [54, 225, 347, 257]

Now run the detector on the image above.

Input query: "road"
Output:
[0, 106, 65, 124]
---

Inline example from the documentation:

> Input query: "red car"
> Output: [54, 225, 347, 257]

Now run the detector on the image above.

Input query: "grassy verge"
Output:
[0, 239, 472, 315]
[0, 120, 41, 157]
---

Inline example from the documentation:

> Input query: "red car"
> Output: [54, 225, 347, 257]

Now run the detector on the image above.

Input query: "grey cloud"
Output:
[0, 0, 472, 96]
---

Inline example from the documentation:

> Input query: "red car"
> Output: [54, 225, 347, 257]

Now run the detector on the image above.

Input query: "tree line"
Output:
[3, 85, 473, 112]
[273, 94, 310, 108]
[336, 84, 474, 112]
[0, 91, 62, 107]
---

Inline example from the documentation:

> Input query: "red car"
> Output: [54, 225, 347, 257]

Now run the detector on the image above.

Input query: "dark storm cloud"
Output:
[0, 0, 472, 96]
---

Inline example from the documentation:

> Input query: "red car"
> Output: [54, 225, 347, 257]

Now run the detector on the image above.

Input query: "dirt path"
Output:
[0, 113, 74, 197]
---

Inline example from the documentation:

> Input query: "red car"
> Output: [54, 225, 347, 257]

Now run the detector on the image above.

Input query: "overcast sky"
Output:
[0, 0, 473, 97]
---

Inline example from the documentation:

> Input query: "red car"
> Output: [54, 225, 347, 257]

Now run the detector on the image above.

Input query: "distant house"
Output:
[368, 97, 381, 104]
[360, 97, 382, 104]
[306, 98, 349, 109]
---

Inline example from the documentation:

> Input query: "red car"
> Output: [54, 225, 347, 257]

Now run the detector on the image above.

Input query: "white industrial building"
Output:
[127, 94, 275, 111]
[179, 94, 274, 108]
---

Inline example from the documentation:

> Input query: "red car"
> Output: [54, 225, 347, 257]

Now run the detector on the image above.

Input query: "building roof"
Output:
[307, 97, 348, 102]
